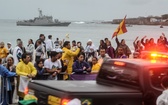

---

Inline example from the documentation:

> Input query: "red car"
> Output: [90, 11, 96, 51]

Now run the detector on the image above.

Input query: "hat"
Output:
[7, 42, 11, 45]
[88, 39, 92, 42]
[52, 48, 64, 53]
[6, 54, 14, 61]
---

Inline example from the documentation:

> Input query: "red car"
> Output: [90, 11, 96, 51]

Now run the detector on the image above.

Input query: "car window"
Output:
[149, 68, 168, 89]
[99, 64, 139, 86]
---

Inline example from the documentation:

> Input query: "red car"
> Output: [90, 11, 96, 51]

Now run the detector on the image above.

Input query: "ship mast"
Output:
[38, 8, 43, 18]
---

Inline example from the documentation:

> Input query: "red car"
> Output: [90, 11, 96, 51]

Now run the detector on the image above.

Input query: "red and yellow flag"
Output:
[112, 16, 127, 38]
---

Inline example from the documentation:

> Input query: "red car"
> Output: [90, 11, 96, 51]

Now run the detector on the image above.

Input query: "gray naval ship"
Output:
[17, 9, 71, 26]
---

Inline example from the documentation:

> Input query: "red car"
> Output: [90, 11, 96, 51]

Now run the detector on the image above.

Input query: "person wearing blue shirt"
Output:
[0, 64, 16, 77]
[0, 58, 16, 105]
[72, 53, 91, 74]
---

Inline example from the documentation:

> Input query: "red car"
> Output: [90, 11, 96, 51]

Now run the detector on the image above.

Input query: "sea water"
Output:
[0, 19, 168, 51]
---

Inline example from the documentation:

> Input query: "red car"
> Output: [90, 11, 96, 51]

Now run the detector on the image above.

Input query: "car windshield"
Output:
[99, 64, 139, 86]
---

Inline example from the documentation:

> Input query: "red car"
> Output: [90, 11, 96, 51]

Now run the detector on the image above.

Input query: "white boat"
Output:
[160, 25, 163, 28]
[126, 24, 133, 27]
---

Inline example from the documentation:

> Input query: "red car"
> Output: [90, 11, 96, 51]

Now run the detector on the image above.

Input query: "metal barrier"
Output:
[0, 75, 11, 105]
[0, 75, 3, 105]
[0, 75, 5, 105]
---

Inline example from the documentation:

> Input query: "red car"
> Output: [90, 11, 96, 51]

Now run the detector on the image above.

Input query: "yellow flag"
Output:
[112, 15, 127, 38]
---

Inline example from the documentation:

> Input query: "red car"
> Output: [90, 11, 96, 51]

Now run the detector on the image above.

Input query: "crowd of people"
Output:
[0, 33, 168, 104]
[133, 33, 168, 58]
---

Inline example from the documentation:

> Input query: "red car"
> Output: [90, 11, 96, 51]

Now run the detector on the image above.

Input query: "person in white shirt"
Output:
[85, 39, 97, 61]
[26, 39, 34, 61]
[7, 42, 13, 55]
[44, 51, 62, 80]
[13, 41, 23, 66]
[156, 76, 168, 105]
[54, 38, 60, 48]
[35, 40, 46, 62]
[98, 47, 111, 65]
[45, 35, 54, 58]
[85, 39, 96, 53]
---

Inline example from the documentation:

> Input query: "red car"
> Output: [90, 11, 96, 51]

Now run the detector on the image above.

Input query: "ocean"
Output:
[0, 19, 168, 51]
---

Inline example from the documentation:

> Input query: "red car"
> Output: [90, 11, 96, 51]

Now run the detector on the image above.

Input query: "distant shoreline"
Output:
[104, 15, 168, 26]
[1, 18, 168, 26]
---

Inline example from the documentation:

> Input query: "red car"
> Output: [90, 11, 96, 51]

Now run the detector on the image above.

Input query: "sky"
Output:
[0, 0, 168, 21]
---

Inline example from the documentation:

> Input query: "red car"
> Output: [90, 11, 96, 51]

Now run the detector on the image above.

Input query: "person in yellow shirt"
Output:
[62, 41, 80, 79]
[91, 57, 101, 73]
[16, 53, 37, 100]
[0, 42, 9, 63]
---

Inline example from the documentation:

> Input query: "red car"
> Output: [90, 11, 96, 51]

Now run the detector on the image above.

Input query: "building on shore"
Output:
[112, 14, 168, 26]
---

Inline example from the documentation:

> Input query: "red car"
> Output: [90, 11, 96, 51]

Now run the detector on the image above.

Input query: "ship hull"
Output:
[16, 22, 71, 26]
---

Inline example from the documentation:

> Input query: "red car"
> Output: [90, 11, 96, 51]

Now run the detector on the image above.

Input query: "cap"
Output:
[7, 42, 11, 45]
[52, 48, 64, 53]
[88, 39, 92, 42]
[6, 54, 14, 60]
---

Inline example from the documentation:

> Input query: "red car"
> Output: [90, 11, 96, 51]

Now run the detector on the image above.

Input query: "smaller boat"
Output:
[160, 25, 163, 28]
[126, 24, 133, 27]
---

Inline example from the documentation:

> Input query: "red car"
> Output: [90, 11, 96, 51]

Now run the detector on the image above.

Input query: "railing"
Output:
[0, 75, 3, 105]
[0, 75, 8, 105]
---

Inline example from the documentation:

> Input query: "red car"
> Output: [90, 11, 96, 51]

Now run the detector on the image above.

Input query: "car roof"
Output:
[106, 59, 168, 67]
